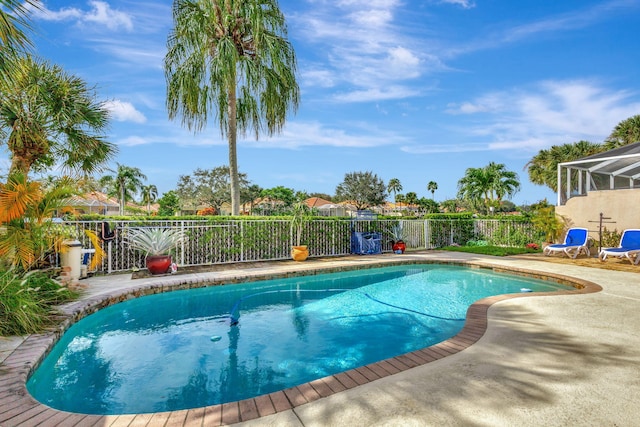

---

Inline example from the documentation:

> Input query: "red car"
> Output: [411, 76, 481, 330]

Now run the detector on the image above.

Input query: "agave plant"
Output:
[123, 227, 185, 256]
[387, 222, 407, 243]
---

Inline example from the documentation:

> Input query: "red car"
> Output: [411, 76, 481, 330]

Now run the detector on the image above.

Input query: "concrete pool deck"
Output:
[1, 251, 639, 426]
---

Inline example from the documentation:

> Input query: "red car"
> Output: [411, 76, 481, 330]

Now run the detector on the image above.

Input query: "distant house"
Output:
[556, 142, 640, 232]
[63, 192, 119, 216]
[377, 201, 419, 216]
[305, 197, 333, 208]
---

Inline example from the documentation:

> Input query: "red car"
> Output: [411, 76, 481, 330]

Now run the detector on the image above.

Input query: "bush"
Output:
[442, 245, 535, 256]
[601, 228, 622, 248]
[0, 269, 78, 336]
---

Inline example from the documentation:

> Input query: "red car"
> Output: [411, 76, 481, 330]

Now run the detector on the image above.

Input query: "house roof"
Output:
[559, 141, 640, 179]
[68, 191, 119, 208]
[305, 197, 333, 208]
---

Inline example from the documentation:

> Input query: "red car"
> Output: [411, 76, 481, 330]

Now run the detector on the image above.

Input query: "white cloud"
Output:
[294, 0, 430, 102]
[34, 1, 133, 31]
[116, 136, 149, 146]
[439, 0, 476, 9]
[334, 86, 419, 103]
[103, 100, 146, 123]
[453, 0, 640, 55]
[300, 68, 335, 88]
[444, 80, 640, 152]
[243, 120, 409, 149]
[401, 143, 488, 154]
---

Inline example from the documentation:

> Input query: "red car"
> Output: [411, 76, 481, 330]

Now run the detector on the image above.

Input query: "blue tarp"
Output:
[351, 232, 382, 255]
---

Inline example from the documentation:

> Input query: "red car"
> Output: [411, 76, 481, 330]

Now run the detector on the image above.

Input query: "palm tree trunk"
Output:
[120, 185, 125, 215]
[227, 84, 240, 216]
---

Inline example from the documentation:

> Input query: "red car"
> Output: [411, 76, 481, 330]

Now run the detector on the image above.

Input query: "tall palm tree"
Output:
[387, 178, 402, 202]
[427, 181, 438, 199]
[140, 184, 158, 214]
[0, 55, 116, 178]
[457, 162, 520, 213]
[489, 162, 520, 203]
[164, 0, 299, 215]
[99, 164, 147, 215]
[0, 0, 40, 84]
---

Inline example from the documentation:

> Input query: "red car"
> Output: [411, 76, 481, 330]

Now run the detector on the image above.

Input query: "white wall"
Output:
[556, 189, 640, 233]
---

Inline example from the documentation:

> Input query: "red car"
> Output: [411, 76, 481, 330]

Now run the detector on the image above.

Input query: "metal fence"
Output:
[65, 218, 540, 273]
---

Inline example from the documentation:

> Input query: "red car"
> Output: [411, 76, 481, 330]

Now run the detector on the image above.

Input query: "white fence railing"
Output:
[64, 218, 540, 274]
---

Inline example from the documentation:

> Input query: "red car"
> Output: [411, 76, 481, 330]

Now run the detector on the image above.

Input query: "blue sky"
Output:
[10, 0, 640, 205]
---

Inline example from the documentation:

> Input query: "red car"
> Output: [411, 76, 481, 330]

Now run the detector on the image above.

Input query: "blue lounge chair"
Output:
[598, 229, 640, 265]
[543, 227, 590, 259]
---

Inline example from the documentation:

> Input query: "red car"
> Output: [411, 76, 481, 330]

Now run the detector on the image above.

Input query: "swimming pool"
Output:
[27, 264, 571, 415]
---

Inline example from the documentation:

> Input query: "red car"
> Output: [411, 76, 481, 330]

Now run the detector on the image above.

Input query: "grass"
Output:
[441, 245, 541, 256]
[0, 269, 78, 336]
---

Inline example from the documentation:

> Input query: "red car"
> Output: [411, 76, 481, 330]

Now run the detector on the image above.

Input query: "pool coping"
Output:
[0, 255, 602, 427]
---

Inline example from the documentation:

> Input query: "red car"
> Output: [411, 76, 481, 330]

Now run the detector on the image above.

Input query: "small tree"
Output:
[417, 197, 439, 214]
[157, 191, 181, 216]
[290, 200, 311, 247]
[531, 206, 565, 243]
[261, 186, 297, 212]
[176, 166, 250, 214]
[335, 171, 386, 210]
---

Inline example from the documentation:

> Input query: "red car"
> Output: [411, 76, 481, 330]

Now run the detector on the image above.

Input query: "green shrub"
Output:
[442, 245, 534, 256]
[601, 228, 622, 248]
[0, 269, 78, 336]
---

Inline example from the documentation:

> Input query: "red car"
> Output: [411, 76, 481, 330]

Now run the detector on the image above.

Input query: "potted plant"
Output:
[388, 222, 408, 254]
[290, 201, 310, 261]
[124, 227, 185, 275]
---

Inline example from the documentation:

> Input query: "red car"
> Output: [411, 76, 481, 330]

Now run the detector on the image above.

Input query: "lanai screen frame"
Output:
[557, 142, 640, 206]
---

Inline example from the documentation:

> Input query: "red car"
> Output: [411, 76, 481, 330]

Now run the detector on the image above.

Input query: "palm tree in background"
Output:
[405, 191, 418, 206]
[457, 162, 520, 213]
[141, 184, 158, 214]
[526, 140, 601, 193]
[100, 164, 147, 215]
[604, 114, 640, 149]
[164, 0, 300, 215]
[0, 55, 115, 179]
[387, 178, 402, 213]
[387, 178, 402, 201]
[427, 181, 438, 199]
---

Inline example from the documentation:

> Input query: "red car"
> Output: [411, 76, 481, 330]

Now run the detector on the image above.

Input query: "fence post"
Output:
[107, 241, 112, 274]
[240, 221, 244, 262]
[180, 221, 185, 266]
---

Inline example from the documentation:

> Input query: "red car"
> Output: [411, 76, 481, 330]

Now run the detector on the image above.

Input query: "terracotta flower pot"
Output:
[392, 241, 406, 254]
[146, 255, 172, 275]
[291, 245, 309, 261]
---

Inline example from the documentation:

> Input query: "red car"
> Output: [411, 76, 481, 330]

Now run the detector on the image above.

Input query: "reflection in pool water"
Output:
[27, 264, 570, 414]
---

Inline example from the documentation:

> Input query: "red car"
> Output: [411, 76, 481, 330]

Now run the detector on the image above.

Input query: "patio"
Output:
[1, 251, 639, 426]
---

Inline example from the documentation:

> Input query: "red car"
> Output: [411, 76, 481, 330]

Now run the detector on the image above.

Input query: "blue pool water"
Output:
[27, 264, 571, 415]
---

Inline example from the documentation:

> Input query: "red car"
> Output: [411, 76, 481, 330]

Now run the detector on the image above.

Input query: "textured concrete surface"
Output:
[1, 252, 638, 426]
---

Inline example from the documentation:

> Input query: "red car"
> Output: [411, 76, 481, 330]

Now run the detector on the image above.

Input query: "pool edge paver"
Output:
[0, 254, 607, 427]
